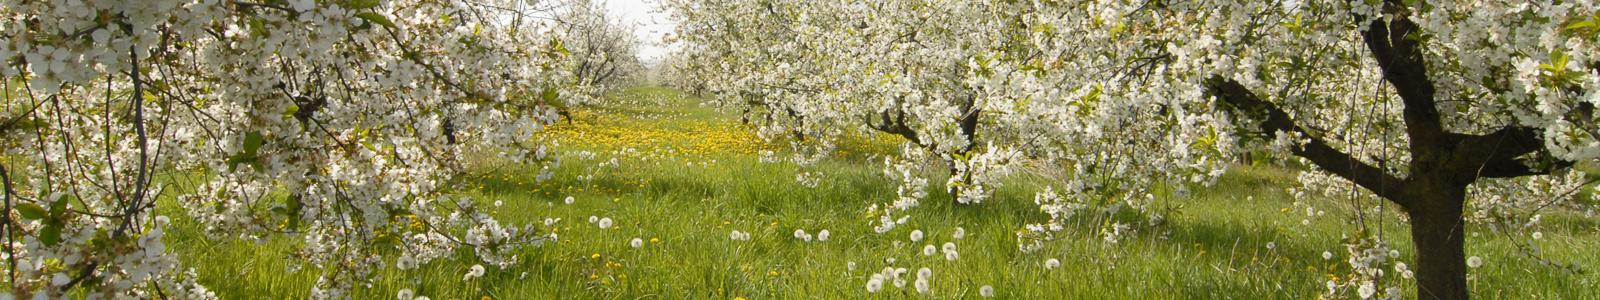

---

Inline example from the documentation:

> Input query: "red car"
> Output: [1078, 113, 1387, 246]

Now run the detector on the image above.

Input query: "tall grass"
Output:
[160, 87, 1600, 299]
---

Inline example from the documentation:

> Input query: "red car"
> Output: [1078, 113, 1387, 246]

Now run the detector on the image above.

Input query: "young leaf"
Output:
[243, 131, 264, 155]
[39, 225, 61, 246]
[16, 203, 47, 220]
[357, 12, 396, 29]
[347, 0, 380, 10]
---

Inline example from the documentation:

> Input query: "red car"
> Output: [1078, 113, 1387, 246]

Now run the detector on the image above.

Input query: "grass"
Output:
[162, 86, 1600, 299]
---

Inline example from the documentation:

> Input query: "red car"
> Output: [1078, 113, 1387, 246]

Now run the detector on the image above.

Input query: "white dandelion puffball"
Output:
[952, 227, 966, 239]
[1532, 232, 1544, 240]
[631, 238, 644, 248]
[848, 261, 857, 271]
[565, 196, 575, 204]
[866, 276, 884, 293]
[802, 234, 813, 242]
[942, 242, 957, 254]
[1044, 259, 1061, 270]
[730, 230, 743, 240]
[917, 267, 932, 280]
[1323, 251, 1334, 260]
[1467, 256, 1483, 268]
[415, 297, 430, 300]
[885, 257, 896, 264]
[944, 251, 959, 261]
[464, 265, 485, 280]
[818, 230, 830, 241]
[894, 278, 907, 288]
[910, 230, 924, 242]
[923, 245, 937, 256]
[1266, 242, 1276, 250]
[397, 289, 414, 300]
[598, 218, 613, 229]
[396, 255, 418, 270]
[979, 285, 995, 297]
[589, 216, 598, 223]
[795, 229, 808, 239]
[1389, 250, 1400, 258]
[915, 278, 930, 294]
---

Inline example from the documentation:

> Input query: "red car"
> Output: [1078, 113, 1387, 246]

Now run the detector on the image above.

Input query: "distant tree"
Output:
[555, 0, 646, 98]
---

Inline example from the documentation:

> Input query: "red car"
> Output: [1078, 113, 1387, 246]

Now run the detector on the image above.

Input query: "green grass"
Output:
[163, 87, 1600, 299]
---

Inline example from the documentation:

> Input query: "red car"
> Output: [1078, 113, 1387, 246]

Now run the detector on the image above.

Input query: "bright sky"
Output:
[605, 0, 676, 64]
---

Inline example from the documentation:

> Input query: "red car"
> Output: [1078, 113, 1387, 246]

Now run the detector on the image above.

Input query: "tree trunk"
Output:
[1405, 182, 1469, 300]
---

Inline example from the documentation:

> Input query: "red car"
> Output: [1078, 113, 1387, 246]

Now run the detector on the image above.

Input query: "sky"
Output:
[605, 0, 676, 64]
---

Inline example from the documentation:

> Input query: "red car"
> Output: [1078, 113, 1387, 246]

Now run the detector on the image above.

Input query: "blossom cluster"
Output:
[0, 0, 616, 297]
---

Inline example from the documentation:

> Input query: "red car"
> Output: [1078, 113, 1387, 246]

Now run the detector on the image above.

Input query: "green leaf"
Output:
[1567, 20, 1595, 30]
[250, 18, 268, 37]
[250, 160, 266, 173]
[243, 131, 264, 155]
[347, 0, 380, 10]
[49, 195, 68, 217]
[15, 203, 47, 220]
[542, 87, 559, 103]
[357, 12, 396, 29]
[39, 225, 60, 247]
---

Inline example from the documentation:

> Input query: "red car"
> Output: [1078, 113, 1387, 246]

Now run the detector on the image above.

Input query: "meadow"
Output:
[162, 87, 1600, 299]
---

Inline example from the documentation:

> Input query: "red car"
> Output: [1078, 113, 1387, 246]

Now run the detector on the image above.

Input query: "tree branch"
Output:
[1209, 77, 1411, 206]
[1362, 4, 1445, 155]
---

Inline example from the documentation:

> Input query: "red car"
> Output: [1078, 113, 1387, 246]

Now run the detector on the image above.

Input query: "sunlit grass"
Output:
[163, 87, 1600, 299]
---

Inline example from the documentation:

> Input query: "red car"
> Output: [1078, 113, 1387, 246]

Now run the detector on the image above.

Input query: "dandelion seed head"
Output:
[910, 230, 924, 242]
[952, 227, 966, 239]
[630, 238, 643, 248]
[463, 265, 485, 280]
[598, 218, 613, 229]
[1467, 256, 1483, 268]
[979, 285, 994, 297]
[923, 245, 937, 256]
[1044, 258, 1060, 270]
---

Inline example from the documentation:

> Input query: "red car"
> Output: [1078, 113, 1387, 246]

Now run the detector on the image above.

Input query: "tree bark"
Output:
[1405, 180, 1470, 300]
